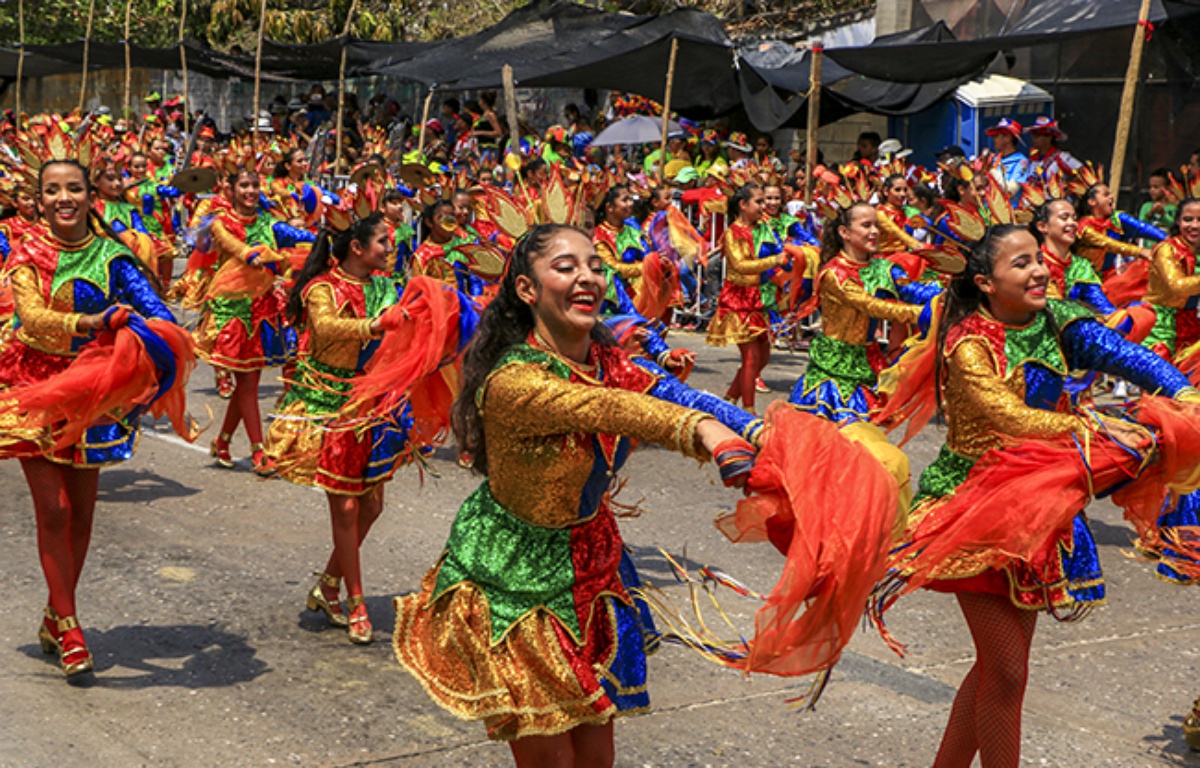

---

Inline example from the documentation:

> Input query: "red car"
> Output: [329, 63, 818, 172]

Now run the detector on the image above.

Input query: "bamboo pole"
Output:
[15, 0, 23, 117]
[252, 0, 268, 143]
[124, 0, 134, 120]
[804, 41, 824, 205]
[416, 87, 435, 157]
[78, 0, 96, 113]
[502, 64, 520, 154]
[334, 0, 360, 178]
[178, 0, 189, 135]
[1108, 0, 1154, 197]
[657, 37, 680, 184]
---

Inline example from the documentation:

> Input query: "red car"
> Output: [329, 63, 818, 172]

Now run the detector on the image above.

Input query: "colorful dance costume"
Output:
[1076, 215, 1142, 278]
[1137, 235, 1200, 585]
[1042, 242, 1115, 315]
[265, 267, 410, 494]
[267, 177, 327, 230]
[757, 214, 818, 324]
[0, 231, 174, 464]
[395, 338, 757, 741]
[706, 222, 784, 346]
[194, 210, 313, 371]
[911, 300, 1191, 610]
[1140, 236, 1200, 360]
[593, 219, 646, 302]
[788, 253, 928, 423]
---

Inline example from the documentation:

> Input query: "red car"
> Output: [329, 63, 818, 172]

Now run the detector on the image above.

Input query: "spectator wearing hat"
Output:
[144, 92, 168, 124]
[643, 132, 688, 176]
[542, 125, 572, 167]
[726, 132, 753, 170]
[306, 93, 331, 129]
[985, 118, 1030, 186]
[1025, 116, 1081, 181]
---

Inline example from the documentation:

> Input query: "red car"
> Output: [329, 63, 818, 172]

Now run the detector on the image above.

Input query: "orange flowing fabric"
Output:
[342, 276, 463, 440]
[632, 251, 672, 321]
[873, 296, 942, 445]
[0, 318, 196, 450]
[714, 403, 898, 676]
[1103, 258, 1150, 308]
[203, 255, 276, 301]
[879, 397, 1200, 613]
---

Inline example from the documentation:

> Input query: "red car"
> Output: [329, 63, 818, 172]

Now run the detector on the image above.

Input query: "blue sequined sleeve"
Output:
[890, 265, 942, 305]
[129, 210, 150, 235]
[110, 256, 176, 322]
[1069, 282, 1117, 316]
[637, 358, 764, 443]
[272, 221, 317, 247]
[1063, 318, 1189, 396]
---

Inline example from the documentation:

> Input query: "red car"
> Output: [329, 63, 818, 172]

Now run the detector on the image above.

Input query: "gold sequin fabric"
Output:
[818, 256, 922, 346]
[1144, 237, 1200, 309]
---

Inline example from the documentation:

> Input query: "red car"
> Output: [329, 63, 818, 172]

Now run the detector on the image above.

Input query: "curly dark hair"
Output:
[451, 224, 615, 475]
[286, 213, 383, 324]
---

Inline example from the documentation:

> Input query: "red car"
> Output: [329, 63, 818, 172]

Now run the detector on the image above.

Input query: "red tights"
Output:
[218, 370, 264, 445]
[509, 722, 614, 768]
[934, 591, 1038, 768]
[322, 487, 385, 602]
[725, 336, 770, 411]
[22, 458, 100, 620]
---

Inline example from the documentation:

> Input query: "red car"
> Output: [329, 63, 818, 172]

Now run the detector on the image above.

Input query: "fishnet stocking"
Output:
[933, 591, 1037, 768]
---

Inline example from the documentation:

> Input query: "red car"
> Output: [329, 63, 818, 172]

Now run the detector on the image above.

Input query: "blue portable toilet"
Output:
[888, 75, 1054, 167]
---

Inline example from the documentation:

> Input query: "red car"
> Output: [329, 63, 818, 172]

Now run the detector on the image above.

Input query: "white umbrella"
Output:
[590, 115, 684, 147]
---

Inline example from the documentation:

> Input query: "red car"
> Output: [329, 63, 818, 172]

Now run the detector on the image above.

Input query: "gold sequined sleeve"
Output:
[949, 337, 1086, 440]
[211, 218, 278, 264]
[822, 269, 923, 325]
[724, 229, 784, 276]
[9, 264, 84, 337]
[1152, 240, 1200, 303]
[595, 237, 642, 280]
[305, 283, 376, 342]
[876, 209, 925, 252]
[484, 362, 712, 460]
[1078, 226, 1142, 259]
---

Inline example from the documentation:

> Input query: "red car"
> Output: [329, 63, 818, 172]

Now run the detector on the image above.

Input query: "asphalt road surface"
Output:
[1, 328, 1197, 767]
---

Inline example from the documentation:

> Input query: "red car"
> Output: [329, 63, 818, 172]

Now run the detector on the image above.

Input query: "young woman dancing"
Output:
[2, 159, 186, 680]
[706, 183, 788, 412]
[197, 166, 313, 474]
[884, 224, 1197, 767]
[394, 224, 753, 767]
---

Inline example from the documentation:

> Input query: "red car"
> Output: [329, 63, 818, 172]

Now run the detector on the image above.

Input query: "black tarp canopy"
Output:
[824, 0, 1200, 83]
[738, 22, 976, 131]
[23, 40, 264, 81]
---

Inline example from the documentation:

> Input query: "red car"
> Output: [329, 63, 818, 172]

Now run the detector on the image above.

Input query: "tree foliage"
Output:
[0, 0, 870, 49]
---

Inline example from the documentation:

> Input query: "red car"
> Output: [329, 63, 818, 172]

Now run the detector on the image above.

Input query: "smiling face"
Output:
[233, 171, 261, 216]
[128, 154, 149, 181]
[382, 197, 405, 223]
[15, 190, 37, 219]
[976, 229, 1049, 322]
[1178, 201, 1200, 248]
[763, 185, 783, 217]
[40, 162, 91, 242]
[839, 204, 878, 260]
[884, 177, 908, 208]
[738, 187, 764, 225]
[606, 188, 633, 224]
[1038, 199, 1077, 250]
[93, 165, 124, 201]
[286, 151, 309, 181]
[516, 228, 607, 348]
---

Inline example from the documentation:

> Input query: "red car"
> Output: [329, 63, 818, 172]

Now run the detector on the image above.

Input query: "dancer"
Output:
[884, 224, 1197, 768]
[1032, 198, 1115, 315]
[394, 224, 750, 766]
[2, 158, 185, 680]
[197, 164, 313, 473]
[788, 200, 928, 423]
[267, 214, 420, 643]
[706, 183, 787, 412]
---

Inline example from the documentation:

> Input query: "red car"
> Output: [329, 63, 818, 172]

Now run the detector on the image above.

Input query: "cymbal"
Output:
[169, 167, 217, 194]
[349, 163, 381, 186]
[398, 163, 437, 189]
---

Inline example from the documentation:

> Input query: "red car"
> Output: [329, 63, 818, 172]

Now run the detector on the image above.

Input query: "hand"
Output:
[1101, 416, 1153, 454]
[664, 348, 695, 374]
[80, 305, 130, 332]
[1139, 248, 1153, 260]
[368, 317, 384, 335]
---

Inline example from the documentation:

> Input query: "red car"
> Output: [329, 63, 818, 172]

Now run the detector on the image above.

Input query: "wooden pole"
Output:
[416, 87, 435, 157]
[78, 0, 96, 113]
[178, 0, 189, 135]
[14, 0, 23, 117]
[804, 41, 824, 205]
[657, 37, 680, 184]
[1108, 0, 1154, 197]
[502, 64, 520, 155]
[334, 0, 359, 178]
[124, 0, 134, 120]
[252, 0, 268, 143]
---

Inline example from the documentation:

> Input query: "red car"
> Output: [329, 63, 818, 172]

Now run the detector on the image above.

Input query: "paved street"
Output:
[1, 329, 1197, 767]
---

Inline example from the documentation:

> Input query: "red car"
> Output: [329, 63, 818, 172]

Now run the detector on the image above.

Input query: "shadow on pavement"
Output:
[21, 623, 268, 689]
[98, 468, 200, 504]
[1087, 517, 1139, 548]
